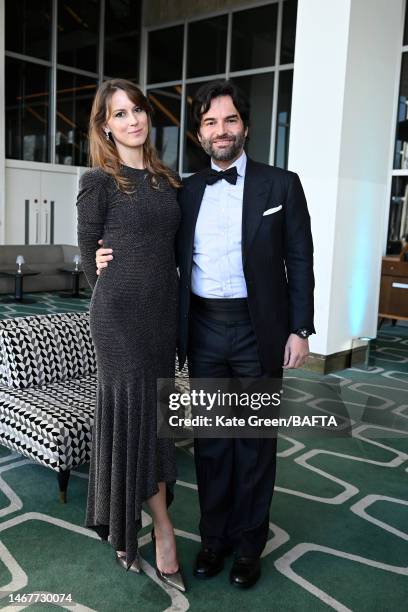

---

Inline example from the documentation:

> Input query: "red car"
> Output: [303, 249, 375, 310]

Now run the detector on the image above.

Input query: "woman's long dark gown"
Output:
[76, 166, 180, 567]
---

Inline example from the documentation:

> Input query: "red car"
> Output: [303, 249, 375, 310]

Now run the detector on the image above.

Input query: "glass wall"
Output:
[187, 16, 228, 78]
[5, 0, 297, 172]
[147, 26, 184, 84]
[146, 0, 298, 175]
[233, 73, 275, 163]
[5, 0, 142, 165]
[184, 81, 212, 173]
[57, 0, 100, 72]
[230, 4, 278, 72]
[104, 0, 142, 79]
[5, 0, 52, 60]
[56, 72, 97, 166]
[148, 86, 182, 170]
[275, 70, 293, 169]
[5, 58, 50, 162]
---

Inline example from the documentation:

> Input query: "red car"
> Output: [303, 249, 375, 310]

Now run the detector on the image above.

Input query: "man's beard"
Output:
[200, 130, 246, 162]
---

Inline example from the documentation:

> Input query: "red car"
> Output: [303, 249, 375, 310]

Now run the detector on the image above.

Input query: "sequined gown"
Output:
[76, 166, 180, 567]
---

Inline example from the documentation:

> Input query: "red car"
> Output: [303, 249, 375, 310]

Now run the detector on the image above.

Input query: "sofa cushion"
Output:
[0, 313, 96, 388]
[0, 324, 66, 388]
[49, 317, 96, 379]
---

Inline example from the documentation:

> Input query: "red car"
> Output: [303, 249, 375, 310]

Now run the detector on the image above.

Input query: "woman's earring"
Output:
[105, 130, 111, 141]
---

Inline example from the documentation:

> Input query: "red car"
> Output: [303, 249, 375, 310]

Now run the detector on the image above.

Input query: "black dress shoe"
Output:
[229, 556, 261, 588]
[194, 547, 228, 579]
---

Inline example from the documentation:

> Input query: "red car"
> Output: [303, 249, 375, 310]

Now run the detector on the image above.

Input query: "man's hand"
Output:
[96, 239, 113, 276]
[283, 334, 310, 369]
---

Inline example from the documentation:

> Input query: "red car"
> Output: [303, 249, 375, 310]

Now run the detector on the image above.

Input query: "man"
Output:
[96, 80, 315, 589]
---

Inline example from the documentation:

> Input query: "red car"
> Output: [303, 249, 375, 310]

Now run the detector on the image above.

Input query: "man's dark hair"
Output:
[191, 80, 250, 133]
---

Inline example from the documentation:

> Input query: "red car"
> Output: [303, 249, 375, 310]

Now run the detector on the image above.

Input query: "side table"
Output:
[58, 267, 88, 299]
[0, 269, 40, 304]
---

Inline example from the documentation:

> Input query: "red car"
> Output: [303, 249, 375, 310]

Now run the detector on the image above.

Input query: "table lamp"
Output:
[16, 255, 25, 273]
[73, 254, 81, 271]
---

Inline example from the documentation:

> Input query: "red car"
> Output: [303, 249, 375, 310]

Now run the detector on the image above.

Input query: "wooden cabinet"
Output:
[379, 256, 408, 321]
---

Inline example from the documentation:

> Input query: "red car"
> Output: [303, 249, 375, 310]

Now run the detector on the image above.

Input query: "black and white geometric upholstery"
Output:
[0, 375, 96, 471]
[0, 312, 189, 498]
[0, 313, 96, 474]
[0, 312, 96, 389]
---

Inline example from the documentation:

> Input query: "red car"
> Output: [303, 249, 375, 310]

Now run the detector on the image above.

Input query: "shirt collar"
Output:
[211, 150, 247, 177]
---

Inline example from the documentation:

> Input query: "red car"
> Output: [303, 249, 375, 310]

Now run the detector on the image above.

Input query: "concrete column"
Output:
[288, 0, 404, 368]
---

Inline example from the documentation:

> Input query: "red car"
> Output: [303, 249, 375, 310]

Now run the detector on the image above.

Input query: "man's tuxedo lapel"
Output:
[242, 158, 270, 266]
[184, 174, 207, 268]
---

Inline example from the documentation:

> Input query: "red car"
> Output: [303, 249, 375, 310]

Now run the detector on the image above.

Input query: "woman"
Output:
[76, 79, 185, 592]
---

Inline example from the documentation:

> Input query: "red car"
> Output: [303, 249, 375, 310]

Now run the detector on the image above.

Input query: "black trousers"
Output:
[187, 299, 279, 558]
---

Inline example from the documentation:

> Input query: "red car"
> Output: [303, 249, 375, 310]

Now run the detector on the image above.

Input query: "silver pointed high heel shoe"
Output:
[156, 566, 186, 592]
[116, 551, 141, 574]
[152, 529, 186, 592]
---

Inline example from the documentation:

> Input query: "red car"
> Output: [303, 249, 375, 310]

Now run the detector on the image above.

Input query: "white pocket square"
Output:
[263, 205, 282, 216]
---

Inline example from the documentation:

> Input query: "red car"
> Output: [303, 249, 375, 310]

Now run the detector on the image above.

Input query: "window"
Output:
[187, 16, 228, 78]
[5, 0, 52, 60]
[232, 74, 275, 165]
[148, 26, 184, 84]
[231, 5, 278, 72]
[148, 86, 182, 171]
[146, 1, 298, 175]
[275, 70, 293, 169]
[104, 0, 142, 81]
[184, 81, 212, 173]
[5, 58, 50, 162]
[57, 0, 100, 72]
[4, 0, 296, 170]
[56, 72, 97, 166]
[281, 0, 298, 64]
[4, 0, 142, 166]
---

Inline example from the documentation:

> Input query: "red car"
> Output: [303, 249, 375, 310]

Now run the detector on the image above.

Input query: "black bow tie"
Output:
[205, 166, 238, 186]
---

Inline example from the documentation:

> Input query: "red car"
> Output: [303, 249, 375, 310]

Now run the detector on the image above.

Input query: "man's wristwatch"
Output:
[292, 328, 312, 339]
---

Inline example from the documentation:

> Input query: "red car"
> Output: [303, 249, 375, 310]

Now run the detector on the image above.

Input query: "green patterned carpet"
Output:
[0, 291, 91, 320]
[0, 294, 407, 611]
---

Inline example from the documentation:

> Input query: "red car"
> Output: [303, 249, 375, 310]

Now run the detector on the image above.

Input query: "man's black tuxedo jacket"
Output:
[176, 157, 315, 374]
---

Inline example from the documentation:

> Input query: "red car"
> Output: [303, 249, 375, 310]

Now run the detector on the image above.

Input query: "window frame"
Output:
[143, 0, 296, 176]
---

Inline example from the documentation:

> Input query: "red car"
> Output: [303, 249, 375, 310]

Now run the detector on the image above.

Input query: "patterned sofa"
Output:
[0, 312, 97, 502]
[0, 312, 190, 503]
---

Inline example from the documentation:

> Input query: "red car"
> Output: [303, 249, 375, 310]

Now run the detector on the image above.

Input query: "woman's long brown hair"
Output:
[88, 79, 180, 192]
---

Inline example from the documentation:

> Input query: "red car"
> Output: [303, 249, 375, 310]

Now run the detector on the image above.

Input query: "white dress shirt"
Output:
[191, 150, 248, 298]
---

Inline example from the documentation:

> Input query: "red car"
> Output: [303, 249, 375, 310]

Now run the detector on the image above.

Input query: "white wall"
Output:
[289, 0, 404, 356]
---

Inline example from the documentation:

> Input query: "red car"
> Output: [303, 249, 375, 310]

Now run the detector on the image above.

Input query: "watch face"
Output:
[295, 328, 310, 338]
